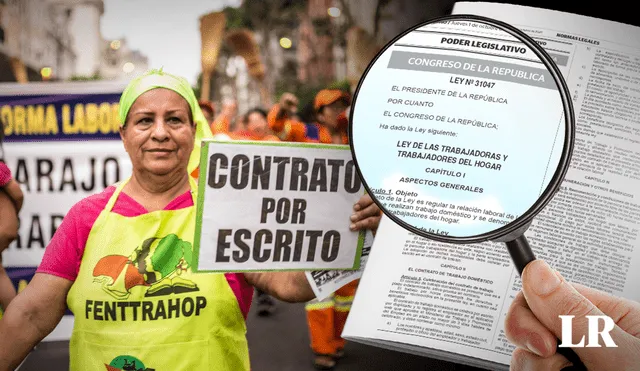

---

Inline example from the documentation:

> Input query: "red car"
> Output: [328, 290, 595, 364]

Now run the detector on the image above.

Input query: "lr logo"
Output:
[559, 315, 618, 347]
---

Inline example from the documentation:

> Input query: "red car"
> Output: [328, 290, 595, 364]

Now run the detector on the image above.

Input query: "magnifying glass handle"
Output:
[505, 235, 536, 276]
[506, 236, 587, 371]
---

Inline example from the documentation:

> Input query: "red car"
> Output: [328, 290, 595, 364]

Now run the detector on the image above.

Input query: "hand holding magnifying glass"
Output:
[507, 260, 640, 370]
[348, 14, 595, 370]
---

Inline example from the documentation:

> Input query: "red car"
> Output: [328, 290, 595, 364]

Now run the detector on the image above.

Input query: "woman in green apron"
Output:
[0, 69, 382, 371]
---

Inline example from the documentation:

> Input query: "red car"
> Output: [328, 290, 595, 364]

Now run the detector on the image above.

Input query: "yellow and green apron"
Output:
[66, 177, 249, 371]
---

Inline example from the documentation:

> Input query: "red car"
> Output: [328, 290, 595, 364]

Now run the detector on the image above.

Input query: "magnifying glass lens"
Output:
[351, 18, 568, 240]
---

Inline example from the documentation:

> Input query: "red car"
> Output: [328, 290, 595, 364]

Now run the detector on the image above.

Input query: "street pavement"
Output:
[18, 294, 487, 371]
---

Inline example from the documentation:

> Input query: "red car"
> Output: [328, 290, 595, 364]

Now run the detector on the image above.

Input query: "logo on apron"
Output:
[92, 234, 199, 299]
[105, 355, 155, 371]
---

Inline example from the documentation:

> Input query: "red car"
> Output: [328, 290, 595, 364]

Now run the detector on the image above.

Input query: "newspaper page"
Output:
[342, 3, 640, 370]
[306, 230, 374, 300]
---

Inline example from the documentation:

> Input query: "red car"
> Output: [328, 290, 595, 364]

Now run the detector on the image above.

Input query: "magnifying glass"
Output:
[349, 14, 585, 370]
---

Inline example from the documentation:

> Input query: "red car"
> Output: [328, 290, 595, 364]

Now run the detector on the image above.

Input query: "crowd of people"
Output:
[0, 68, 638, 371]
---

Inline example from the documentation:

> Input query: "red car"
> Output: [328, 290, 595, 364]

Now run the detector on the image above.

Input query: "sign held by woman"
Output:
[193, 140, 366, 272]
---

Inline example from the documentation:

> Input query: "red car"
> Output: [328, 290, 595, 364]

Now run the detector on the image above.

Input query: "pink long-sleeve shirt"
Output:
[0, 162, 11, 187]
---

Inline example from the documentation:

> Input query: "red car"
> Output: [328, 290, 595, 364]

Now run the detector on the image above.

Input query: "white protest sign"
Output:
[193, 140, 366, 272]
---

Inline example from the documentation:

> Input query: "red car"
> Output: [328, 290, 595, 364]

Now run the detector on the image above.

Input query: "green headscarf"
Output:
[118, 68, 213, 175]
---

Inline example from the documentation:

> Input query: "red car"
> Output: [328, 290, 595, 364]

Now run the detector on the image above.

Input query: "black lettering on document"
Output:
[213, 229, 342, 264]
[27, 215, 44, 248]
[275, 198, 291, 224]
[252, 155, 271, 189]
[14, 159, 30, 191]
[252, 230, 272, 262]
[60, 158, 77, 191]
[310, 159, 327, 192]
[231, 154, 250, 189]
[233, 229, 253, 263]
[260, 197, 307, 225]
[321, 231, 341, 262]
[306, 230, 323, 262]
[292, 199, 307, 224]
[311, 270, 329, 281]
[37, 159, 54, 192]
[260, 197, 275, 223]
[11, 157, 119, 193]
[216, 229, 233, 263]
[56, 157, 120, 192]
[344, 161, 362, 193]
[216, 228, 277, 264]
[102, 157, 120, 188]
[273, 230, 292, 262]
[14, 213, 64, 249]
[290, 157, 309, 191]
[293, 230, 305, 261]
[208, 153, 228, 189]
[327, 159, 344, 192]
[273, 157, 291, 191]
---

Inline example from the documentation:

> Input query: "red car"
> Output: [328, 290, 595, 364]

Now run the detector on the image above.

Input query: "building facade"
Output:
[0, 0, 148, 82]
[100, 37, 149, 80]
[0, 0, 76, 82]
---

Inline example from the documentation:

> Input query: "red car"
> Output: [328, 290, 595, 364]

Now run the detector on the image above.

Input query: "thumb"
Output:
[521, 260, 638, 369]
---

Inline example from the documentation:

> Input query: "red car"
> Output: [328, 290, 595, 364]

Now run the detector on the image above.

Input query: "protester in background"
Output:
[268, 90, 351, 147]
[309, 89, 350, 145]
[238, 107, 280, 141]
[213, 99, 239, 135]
[304, 88, 366, 370]
[202, 99, 279, 142]
[0, 122, 23, 312]
[198, 99, 235, 136]
[267, 92, 310, 142]
[0, 69, 382, 370]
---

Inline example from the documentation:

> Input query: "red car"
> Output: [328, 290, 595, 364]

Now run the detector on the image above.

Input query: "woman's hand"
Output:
[505, 260, 640, 370]
[349, 193, 382, 234]
[245, 272, 314, 303]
